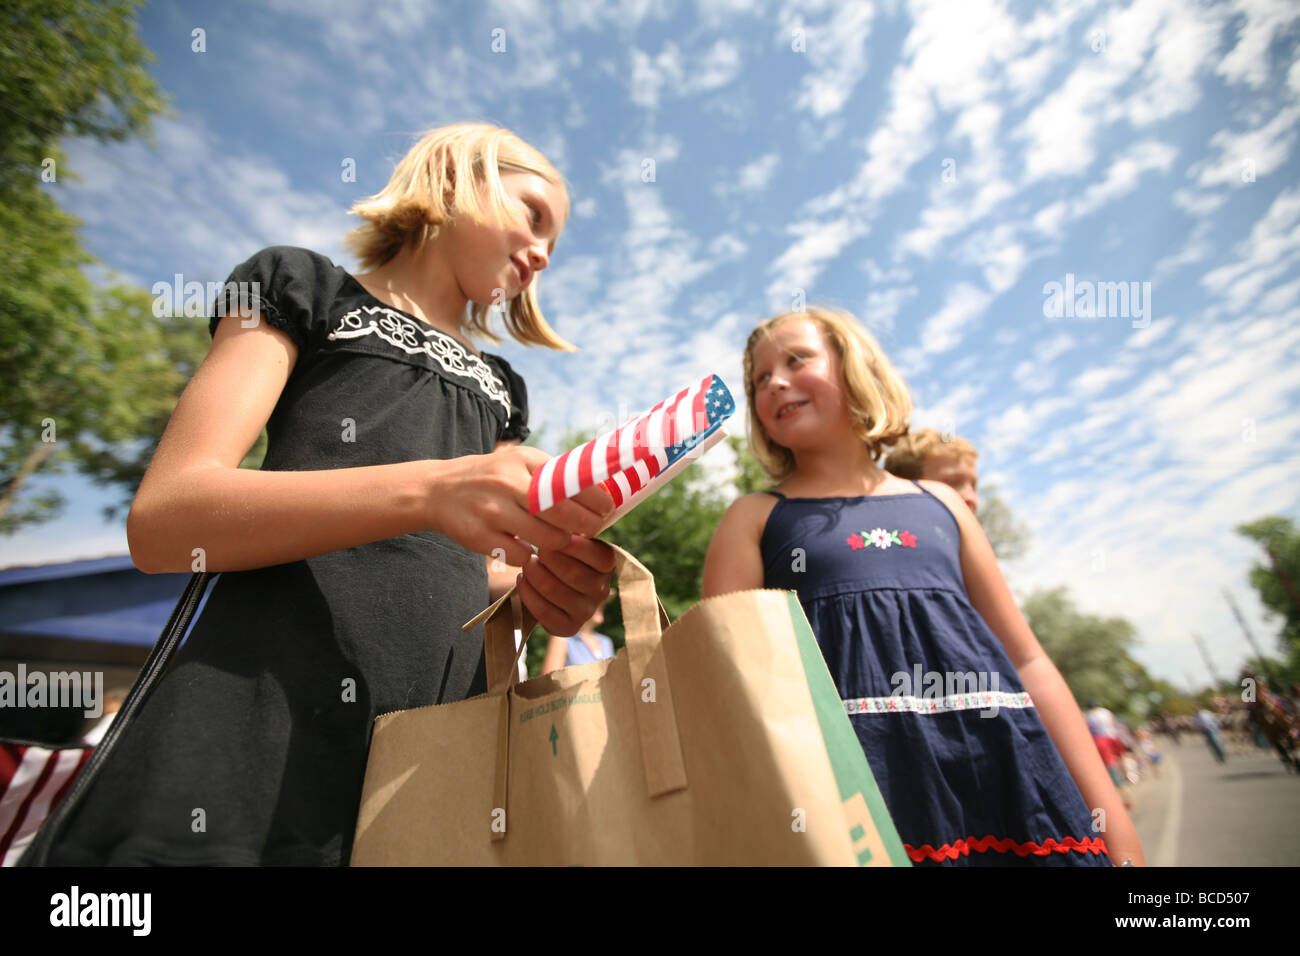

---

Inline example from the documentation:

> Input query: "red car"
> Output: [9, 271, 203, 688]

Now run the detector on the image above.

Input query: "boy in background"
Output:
[885, 428, 980, 513]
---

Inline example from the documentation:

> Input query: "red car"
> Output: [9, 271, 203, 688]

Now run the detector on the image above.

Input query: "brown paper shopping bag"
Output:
[351, 544, 909, 866]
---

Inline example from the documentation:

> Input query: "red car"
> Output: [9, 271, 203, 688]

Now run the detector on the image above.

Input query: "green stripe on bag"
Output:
[787, 592, 912, 867]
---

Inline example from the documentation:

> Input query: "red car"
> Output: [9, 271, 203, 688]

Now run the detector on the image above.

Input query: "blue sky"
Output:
[4, 0, 1299, 689]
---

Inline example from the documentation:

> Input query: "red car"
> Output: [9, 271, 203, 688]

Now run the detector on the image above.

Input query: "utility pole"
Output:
[1223, 589, 1272, 683]
[1190, 633, 1223, 688]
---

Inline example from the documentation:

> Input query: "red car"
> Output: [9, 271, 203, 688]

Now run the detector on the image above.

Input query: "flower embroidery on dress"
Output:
[847, 529, 918, 551]
[327, 305, 510, 413]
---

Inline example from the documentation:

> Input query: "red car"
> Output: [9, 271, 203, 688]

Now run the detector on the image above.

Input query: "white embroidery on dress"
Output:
[328, 305, 510, 413]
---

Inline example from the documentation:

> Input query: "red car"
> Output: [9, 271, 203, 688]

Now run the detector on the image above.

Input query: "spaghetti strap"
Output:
[910, 479, 934, 498]
[766, 490, 786, 499]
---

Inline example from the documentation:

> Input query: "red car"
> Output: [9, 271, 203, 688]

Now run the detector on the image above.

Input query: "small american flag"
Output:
[529, 374, 735, 515]
[1, 742, 92, 866]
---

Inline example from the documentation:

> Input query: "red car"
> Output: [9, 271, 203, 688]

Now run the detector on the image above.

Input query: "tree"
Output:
[976, 484, 1032, 562]
[1020, 586, 1153, 720]
[1235, 516, 1300, 657]
[0, 1, 186, 533]
[727, 435, 770, 495]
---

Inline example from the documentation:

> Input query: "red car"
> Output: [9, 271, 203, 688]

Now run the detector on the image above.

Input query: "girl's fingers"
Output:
[521, 552, 611, 632]
[535, 496, 610, 538]
[489, 534, 535, 570]
[571, 484, 616, 520]
[517, 566, 594, 637]
[552, 535, 616, 575]
[531, 545, 609, 597]
[505, 504, 578, 552]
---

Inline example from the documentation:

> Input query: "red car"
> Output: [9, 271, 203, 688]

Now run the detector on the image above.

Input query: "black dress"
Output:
[49, 246, 531, 865]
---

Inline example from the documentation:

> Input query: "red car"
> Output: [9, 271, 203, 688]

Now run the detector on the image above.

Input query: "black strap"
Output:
[18, 571, 214, 866]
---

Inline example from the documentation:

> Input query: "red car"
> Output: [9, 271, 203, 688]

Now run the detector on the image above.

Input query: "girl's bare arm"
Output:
[129, 313, 609, 576]
[921, 480, 1145, 866]
[701, 494, 778, 599]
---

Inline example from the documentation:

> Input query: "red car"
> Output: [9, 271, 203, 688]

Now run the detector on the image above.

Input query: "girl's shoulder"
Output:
[914, 479, 968, 529]
[720, 491, 784, 546]
[211, 246, 347, 352]
[729, 489, 784, 518]
[231, 245, 341, 282]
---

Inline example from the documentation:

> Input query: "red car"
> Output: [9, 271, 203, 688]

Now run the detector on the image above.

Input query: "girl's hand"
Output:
[427, 445, 614, 567]
[518, 534, 616, 638]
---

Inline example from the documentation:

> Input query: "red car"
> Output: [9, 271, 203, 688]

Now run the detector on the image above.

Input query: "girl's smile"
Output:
[751, 317, 853, 446]
[442, 169, 566, 307]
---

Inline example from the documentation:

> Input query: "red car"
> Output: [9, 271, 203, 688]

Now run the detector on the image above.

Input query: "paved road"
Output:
[1127, 732, 1299, 866]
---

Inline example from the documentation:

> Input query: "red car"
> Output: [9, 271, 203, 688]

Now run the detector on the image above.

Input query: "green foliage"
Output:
[1020, 586, 1154, 721]
[1144, 678, 1198, 718]
[727, 434, 770, 495]
[1235, 516, 1300, 656]
[976, 483, 1031, 562]
[0, 0, 168, 182]
[0, 0, 181, 533]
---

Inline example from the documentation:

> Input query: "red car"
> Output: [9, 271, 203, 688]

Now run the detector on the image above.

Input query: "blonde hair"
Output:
[743, 307, 912, 481]
[884, 428, 979, 480]
[344, 122, 574, 350]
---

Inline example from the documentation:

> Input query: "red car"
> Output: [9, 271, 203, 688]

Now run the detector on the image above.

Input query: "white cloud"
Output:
[715, 152, 781, 203]
[911, 382, 989, 439]
[737, 153, 781, 193]
[1072, 365, 1131, 397]
[1014, 359, 1054, 394]
[863, 285, 918, 334]
[628, 38, 743, 109]
[921, 282, 993, 355]
[780, 1, 876, 118]
[1216, 0, 1300, 89]
[1127, 315, 1176, 350]
[1017, 0, 1221, 182]
[1201, 186, 1300, 313]
[979, 396, 1070, 458]
[765, 218, 867, 305]
[1072, 140, 1179, 218]
[1191, 103, 1300, 189]
[959, 223, 1029, 294]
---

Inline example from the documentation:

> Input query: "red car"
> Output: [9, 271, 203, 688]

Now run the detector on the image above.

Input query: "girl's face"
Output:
[921, 452, 979, 513]
[750, 317, 853, 450]
[442, 169, 567, 306]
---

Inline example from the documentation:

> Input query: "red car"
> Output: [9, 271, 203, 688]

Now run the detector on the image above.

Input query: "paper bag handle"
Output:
[464, 542, 688, 800]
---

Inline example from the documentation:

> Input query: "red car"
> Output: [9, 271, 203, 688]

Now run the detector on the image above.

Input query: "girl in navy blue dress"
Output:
[703, 307, 1144, 867]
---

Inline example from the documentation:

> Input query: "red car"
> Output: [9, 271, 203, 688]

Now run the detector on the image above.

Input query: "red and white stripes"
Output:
[528, 375, 716, 514]
[1, 743, 91, 866]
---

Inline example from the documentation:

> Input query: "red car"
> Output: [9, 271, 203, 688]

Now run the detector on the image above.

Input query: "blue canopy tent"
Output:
[0, 556, 207, 743]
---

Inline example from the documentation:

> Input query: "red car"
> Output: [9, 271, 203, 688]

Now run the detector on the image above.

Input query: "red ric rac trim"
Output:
[906, 834, 1109, 863]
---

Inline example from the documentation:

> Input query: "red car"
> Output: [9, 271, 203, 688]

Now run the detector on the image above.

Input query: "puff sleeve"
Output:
[483, 353, 531, 443]
[207, 246, 329, 358]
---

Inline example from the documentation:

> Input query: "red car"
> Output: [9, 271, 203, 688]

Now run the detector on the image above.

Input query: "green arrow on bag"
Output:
[549, 724, 558, 756]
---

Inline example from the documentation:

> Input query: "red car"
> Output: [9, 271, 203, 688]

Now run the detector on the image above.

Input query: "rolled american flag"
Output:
[528, 374, 735, 516]
[1, 742, 92, 866]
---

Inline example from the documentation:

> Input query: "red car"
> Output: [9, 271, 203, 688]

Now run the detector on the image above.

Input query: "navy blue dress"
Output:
[761, 483, 1111, 866]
